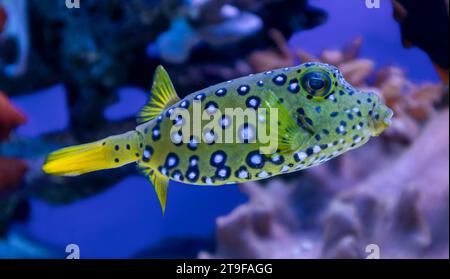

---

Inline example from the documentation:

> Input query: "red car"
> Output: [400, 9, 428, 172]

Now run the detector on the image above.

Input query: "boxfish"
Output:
[43, 62, 393, 213]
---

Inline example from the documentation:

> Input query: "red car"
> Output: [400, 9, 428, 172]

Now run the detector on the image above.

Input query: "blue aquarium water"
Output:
[12, 84, 69, 137]
[103, 87, 148, 121]
[21, 177, 246, 258]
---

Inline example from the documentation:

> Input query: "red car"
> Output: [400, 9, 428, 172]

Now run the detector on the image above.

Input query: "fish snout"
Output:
[367, 95, 394, 136]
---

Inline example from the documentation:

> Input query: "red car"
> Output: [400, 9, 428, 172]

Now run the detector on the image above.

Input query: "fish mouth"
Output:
[368, 103, 394, 136]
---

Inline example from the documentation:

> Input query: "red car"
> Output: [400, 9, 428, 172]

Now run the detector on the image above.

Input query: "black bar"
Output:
[0, 259, 448, 277]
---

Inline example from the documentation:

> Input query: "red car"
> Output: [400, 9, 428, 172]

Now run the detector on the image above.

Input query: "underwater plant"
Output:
[43, 62, 393, 213]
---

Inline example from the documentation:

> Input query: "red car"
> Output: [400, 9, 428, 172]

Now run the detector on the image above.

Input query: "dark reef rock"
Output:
[393, 0, 449, 83]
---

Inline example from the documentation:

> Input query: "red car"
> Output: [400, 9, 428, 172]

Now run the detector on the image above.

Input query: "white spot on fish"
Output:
[160, 167, 168, 175]
[248, 98, 258, 107]
[281, 165, 290, 172]
[275, 76, 285, 83]
[213, 153, 224, 165]
[206, 104, 217, 114]
[143, 150, 151, 159]
[238, 169, 249, 179]
[289, 82, 299, 91]
[250, 154, 262, 165]
[217, 168, 228, 178]
[171, 132, 183, 144]
[203, 129, 216, 143]
[167, 157, 177, 167]
[313, 145, 321, 154]
[239, 124, 255, 142]
[188, 172, 197, 180]
[220, 115, 231, 129]
[258, 171, 269, 178]
[296, 152, 307, 161]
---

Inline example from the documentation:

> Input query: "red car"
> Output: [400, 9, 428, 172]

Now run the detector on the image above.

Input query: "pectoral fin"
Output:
[261, 89, 306, 154]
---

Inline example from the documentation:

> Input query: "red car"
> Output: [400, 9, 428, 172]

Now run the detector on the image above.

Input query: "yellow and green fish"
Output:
[43, 62, 393, 213]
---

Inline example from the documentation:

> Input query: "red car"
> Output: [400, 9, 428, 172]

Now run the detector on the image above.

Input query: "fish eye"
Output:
[309, 77, 325, 90]
[300, 71, 333, 99]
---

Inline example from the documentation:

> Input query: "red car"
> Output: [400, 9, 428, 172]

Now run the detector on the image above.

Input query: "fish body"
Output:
[43, 62, 393, 212]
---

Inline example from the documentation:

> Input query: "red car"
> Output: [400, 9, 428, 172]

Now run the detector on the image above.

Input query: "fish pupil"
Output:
[309, 78, 325, 90]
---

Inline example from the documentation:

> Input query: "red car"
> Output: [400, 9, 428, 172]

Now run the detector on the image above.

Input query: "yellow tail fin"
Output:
[43, 131, 143, 176]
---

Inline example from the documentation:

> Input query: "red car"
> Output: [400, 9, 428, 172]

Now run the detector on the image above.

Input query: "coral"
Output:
[202, 109, 448, 259]
[246, 29, 293, 72]
[199, 181, 319, 259]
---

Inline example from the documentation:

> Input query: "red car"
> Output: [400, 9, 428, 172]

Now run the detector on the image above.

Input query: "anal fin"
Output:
[148, 169, 170, 214]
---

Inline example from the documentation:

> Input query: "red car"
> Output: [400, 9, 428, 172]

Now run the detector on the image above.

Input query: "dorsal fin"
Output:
[137, 65, 180, 124]
[261, 89, 307, 154]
